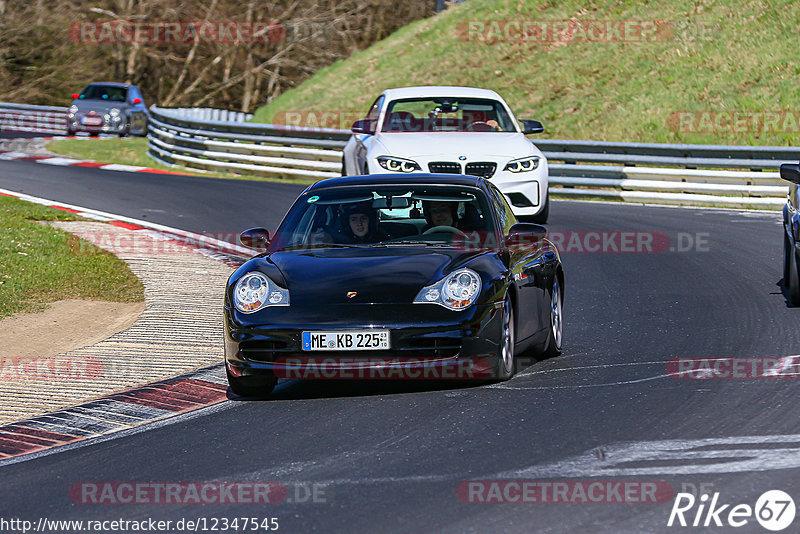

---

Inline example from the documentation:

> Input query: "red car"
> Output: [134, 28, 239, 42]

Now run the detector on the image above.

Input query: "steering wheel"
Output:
[466, 121, 497, 132]
[422, 225, 468, 238]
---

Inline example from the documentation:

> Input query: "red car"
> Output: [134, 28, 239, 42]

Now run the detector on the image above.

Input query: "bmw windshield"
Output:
[380, 97, 516, 133]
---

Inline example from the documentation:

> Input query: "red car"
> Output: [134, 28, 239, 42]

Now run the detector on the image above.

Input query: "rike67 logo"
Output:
[668, 490, 795, 531]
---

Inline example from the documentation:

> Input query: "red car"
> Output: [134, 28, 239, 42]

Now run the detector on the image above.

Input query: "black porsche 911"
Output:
[224, 174, 564, 396]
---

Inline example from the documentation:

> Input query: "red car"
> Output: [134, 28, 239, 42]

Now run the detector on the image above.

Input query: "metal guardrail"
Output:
[160, 107, 253, 122]
[142, 105, 794, 209]
[0, 102, 68, 135]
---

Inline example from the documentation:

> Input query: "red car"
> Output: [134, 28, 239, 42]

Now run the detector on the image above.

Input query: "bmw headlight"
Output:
[377, 156, 421, 173]
[233, 272, 290, 313]
[504, 156, 539, 173]
[414, 268, 482, 310]
[68, 105, 78, 116]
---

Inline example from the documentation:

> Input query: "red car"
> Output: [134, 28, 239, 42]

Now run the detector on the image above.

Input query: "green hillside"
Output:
[252, 0, 800, 146]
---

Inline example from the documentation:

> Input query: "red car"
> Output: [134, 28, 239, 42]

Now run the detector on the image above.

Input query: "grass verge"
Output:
[252, 0, 800, 147]
[46, 137, 316, 185]
[0, 195, 144, 317]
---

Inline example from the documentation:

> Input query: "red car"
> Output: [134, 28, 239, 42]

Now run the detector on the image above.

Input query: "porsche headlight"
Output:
[414, 268, 482, 310]
[377, 156, 421, 173]
[504, 156, 540, 173]
[233, 272, 289, 313]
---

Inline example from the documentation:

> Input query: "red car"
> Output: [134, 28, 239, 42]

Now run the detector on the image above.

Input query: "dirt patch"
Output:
[0, 299, 144, 361]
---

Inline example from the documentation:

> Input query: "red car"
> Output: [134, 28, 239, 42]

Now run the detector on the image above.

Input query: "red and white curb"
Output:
[0, 144, 192, 176]
[0, 188, 264, 463]
[0, 186, 254, 267]
[0, 134, 192, 174]
[0, 364, 229, 464]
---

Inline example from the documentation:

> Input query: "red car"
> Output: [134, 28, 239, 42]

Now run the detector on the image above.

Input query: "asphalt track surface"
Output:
[1, 157, 799, 533]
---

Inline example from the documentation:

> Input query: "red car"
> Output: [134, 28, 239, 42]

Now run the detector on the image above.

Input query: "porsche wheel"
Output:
[226, 369, 277, 398]
[784, 232, 792, 290]
[496, 295, 516, 380]
[541, 278, 563, 357]
[786, 236, 800, 306]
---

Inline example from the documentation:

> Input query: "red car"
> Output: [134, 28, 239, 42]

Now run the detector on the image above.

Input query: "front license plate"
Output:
[302, 330, 390, 351]
[82, 117, 103, 126]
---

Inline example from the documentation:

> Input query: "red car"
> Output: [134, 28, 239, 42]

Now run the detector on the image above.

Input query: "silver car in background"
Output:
[67, 82, 148, 136]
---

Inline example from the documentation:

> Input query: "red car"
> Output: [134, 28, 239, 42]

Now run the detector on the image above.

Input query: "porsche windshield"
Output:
[380, 97, 516, 133]
[270, 185, 496, 251]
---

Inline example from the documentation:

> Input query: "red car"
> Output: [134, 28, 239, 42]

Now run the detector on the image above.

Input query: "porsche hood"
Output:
[265, 248, 476, 305]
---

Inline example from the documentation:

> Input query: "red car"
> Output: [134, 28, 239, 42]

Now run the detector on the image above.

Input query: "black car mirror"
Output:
[351, 119, 376, 135]
[505, 222, 547, 248]
[521, 119, 544, 135]
[780, 163, 800, 184]
[239, 228, 270, 249]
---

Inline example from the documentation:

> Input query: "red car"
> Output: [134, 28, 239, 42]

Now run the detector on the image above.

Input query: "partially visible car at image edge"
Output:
[67, 81, 148, 137]
[342, 86, 550, 223]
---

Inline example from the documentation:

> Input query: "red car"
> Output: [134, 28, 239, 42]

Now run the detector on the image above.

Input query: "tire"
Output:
[496, 294, 516, 380]
[784, 232, 792, 289]
[540, 277, 563, 357]
[226, 369, 277, 398]
[787, 236, 800, 306]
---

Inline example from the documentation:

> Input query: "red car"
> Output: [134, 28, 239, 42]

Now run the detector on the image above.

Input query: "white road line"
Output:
[0, 186, 253, 256]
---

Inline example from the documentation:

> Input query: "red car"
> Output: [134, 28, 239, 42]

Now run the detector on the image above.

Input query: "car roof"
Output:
[308, 173, 484, 191]
[84, 82, 134, 89]
[380, 86, 504, 102]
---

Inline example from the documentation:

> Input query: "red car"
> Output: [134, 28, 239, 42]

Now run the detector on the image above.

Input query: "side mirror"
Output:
[351, 119, 376, 135]
[239, 228, 270, 249]
[71, 93, 79, 100]
[520, 119, 544, 135]
[505, 222, 547, 248]
[132, 98, 142, 105]
[780, 163, 800, 184]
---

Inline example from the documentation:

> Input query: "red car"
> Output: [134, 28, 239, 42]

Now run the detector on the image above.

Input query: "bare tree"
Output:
[0, 0, 435, 111]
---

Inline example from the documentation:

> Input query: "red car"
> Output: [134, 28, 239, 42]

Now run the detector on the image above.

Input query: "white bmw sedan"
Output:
[342, 86, 550, 222]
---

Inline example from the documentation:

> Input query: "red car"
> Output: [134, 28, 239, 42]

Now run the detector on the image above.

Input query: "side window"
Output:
[487, 184, 516, 234]
[365, 95, 384, 125]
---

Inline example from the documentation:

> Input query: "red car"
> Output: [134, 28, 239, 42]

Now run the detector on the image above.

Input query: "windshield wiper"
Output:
[275, 243, 358, 251]
[375, 241, 451, 247]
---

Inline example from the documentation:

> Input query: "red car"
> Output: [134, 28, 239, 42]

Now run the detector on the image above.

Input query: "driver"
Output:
[422, 200, 459, 232]
[335, 201, 387, 244]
